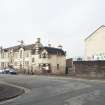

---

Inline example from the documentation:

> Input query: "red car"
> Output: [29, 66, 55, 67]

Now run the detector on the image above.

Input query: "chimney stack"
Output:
[48, 44, 51, 47]
[0, 46, 2, 51]
[36, 38, 40, 43]
[58, 45, 63, 49]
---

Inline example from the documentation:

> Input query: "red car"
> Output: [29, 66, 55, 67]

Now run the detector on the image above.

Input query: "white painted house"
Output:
[0, 38, 66, 74]
[85, 25, 105, 60]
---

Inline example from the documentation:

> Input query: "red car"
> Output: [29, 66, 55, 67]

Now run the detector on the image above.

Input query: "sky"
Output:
[0, 0, 105, 58]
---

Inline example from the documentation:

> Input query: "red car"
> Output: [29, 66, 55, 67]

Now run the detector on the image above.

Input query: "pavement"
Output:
[0, 82, 24, 102]
[0, 75, 105, 105]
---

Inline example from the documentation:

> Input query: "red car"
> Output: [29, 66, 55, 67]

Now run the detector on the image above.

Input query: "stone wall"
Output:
[66, 58, 75, 75]
[73, 61, 105, 78]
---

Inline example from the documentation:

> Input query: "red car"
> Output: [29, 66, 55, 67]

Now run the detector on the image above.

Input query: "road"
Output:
[0, 75, 105, 105]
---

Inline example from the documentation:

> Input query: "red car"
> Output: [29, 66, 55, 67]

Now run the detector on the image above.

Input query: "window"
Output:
[20, 50, 22, 58]
[39, 54, 41, 58]
[32, 58, 35, 62]
[8, 53, 9, 58]
[25, 61, 29, 66]
[26, 52, 29, 57]
[42, 53, 48, 58]
[57, 64, 59, 70]
[15, 62, 17, 66]
[14, 53, 17, 58]
[1, 62, 4, 68]
[2, 53, 4, 58]
[43, 53, 46, 58]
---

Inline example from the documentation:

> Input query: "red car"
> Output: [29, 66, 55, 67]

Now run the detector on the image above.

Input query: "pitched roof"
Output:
[44, 47, 65, 55]
[3, 44, 66, 55]
[85, 25, 105, 41]
[4, 45, 21, 51]
[4, 44, 34, 51]
[24, 44, 34, 50]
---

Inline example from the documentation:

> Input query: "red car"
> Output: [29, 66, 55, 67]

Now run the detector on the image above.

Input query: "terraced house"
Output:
[0, 38, 66, 74]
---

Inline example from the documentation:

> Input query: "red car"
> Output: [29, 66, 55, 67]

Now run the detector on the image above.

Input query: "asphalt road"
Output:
[0, 75, 105, 105]
[0, 83, 24, 102]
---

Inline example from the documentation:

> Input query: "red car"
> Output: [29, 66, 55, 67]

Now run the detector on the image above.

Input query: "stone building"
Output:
[0, 38, 66, 74]
[85, 25, 105, 61]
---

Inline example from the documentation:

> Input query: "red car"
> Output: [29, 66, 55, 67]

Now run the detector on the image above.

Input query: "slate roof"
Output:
[24, 44, 34, 50]
[3, 44, 35, 51]
[44, 47, 65, 55]
[3, 44, 65, 55]
[4, 45, 21, 52]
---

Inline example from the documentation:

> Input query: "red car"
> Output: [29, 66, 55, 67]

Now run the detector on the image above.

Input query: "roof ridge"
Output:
[44, 46, 63, 49]
[4, 44, 35, 49]
[85, 25, 105, 41]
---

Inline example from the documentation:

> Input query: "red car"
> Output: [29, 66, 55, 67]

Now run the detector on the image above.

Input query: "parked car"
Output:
[0, 69, 5, 74]
[4, 69, 10, 74]
[9, 69, 17, 75]
[3, 68, 17, 75]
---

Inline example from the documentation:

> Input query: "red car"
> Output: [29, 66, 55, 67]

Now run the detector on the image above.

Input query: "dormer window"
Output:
[40, 50, 49, 58]
[43, 53, 46, 58]
[40, 53, 47, 58]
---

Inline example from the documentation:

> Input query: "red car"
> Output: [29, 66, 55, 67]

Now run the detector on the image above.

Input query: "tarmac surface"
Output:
[0, 75, 105, 105]
[0, 82, 24, 102]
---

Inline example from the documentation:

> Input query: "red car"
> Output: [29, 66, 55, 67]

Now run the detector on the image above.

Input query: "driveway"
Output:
[0, 75, 105, 105]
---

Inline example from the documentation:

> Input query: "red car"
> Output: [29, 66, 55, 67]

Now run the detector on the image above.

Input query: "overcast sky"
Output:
[0, 0, 105, 58]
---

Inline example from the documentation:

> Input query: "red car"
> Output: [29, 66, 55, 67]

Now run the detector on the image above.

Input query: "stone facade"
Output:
[85, 25, 105, 60]
[0, 38, 66, 75]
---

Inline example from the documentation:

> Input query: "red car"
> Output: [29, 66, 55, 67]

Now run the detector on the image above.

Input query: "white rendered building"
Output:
[85, 25, 105, 61]
[0, 38, 66, 74]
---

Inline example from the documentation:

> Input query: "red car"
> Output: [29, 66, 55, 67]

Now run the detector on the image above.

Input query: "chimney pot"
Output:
[58, 45, 63, 49]
[48, 44, 51, 47]
[36, 38, 40, 43]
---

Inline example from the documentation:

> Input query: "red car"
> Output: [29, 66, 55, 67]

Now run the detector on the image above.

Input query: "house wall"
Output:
[0, 47, 66, 75]
[0, 51, 9, 69]
[85, 26, 105, 60]
[48, 55, 66, 74]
